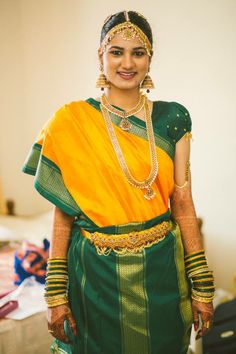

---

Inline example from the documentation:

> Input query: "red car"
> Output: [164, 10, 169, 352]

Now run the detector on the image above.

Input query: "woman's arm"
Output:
[170, 135, 214, 340]
[170, 135, 203, 254]
[49, 206, 75, 257]
[46, 206, 77, 343]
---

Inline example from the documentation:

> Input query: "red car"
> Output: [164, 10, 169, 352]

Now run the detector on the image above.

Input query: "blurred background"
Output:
[0, 0, 235, 353]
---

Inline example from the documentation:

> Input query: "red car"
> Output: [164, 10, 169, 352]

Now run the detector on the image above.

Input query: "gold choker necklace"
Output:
[101, 94, 145, 131]
[100, 95, 158, 200]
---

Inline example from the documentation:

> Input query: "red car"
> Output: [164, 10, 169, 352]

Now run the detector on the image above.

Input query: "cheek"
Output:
[139, 58, 150, 71]
[103, 57, 117, 75]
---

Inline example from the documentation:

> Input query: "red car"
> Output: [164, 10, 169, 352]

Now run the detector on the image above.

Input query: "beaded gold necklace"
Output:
[100, 95, 158, 200]
[101, 94, 145, 131]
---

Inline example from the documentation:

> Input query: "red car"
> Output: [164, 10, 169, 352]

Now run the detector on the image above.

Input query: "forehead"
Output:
[108, 32, 144, 49]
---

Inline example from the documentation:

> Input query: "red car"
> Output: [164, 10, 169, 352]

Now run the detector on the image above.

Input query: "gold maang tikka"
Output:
[100, 11, 152, 57]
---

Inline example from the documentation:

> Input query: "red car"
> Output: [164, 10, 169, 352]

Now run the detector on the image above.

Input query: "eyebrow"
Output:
[108, 46, 146, 51]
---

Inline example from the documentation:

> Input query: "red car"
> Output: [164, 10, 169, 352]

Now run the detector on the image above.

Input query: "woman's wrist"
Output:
[184, 250, 215, 303]
[44, 257, 69, 308]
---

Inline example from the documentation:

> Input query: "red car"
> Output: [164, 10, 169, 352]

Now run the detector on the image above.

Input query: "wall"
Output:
[0, 0, 236, 292]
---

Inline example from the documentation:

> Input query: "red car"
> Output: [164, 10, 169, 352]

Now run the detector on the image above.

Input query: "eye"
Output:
[110, 50, 123, 56]
[133, 51, 146, 57]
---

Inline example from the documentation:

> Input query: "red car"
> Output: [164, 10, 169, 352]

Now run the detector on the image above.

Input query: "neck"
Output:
[103, 87, 142, 111]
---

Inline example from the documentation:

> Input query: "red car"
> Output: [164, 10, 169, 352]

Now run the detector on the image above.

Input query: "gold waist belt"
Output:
[81, 220, 173, 256]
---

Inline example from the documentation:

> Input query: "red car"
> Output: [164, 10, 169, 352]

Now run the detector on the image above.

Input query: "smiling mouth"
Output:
[117, 72, 137, 80]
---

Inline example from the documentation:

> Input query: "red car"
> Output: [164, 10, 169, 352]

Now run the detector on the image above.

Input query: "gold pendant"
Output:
[144, 186, 156, 200]
[119, 118, 132, 131]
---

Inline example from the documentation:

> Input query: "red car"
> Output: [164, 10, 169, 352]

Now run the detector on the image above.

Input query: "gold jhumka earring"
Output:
[96, 65, 110, 91]
[141, 72, 155, 93]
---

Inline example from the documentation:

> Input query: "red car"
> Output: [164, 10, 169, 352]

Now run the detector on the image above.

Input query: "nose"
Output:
[121, 53, 134, 70]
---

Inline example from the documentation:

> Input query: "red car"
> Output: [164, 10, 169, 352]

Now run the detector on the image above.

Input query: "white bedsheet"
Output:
[0, 211, 53, 245]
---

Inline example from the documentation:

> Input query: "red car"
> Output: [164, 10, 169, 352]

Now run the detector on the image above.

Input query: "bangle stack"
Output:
[44, 257, 69, 308]
[185, 250, 215, 303]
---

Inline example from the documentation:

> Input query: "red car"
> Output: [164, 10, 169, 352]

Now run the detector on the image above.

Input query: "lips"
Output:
[118, 72, 137, 80]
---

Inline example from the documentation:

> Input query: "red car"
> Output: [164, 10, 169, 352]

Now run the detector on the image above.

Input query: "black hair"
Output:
[100, 11, 153, 50]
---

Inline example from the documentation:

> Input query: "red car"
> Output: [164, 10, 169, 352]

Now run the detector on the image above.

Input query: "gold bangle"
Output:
[45, 296, 68, 304]
[187, 265, 209, 275]
[184, 249, 205, 258]
[46, 298, 68, 305]
[192, 277, 214, 282]
[46, 275, 68, 279]
[46, 299, 68, 306]
[47, 265, 68, 269]
[47, 300, 68, 308]
[45, 280, 68, 284]
[191, 295, 214, 303]
[188, 271, 212, 278]
[44, 289, 67, 295]
[193, 285, 215, 290]
[44, 294, 68, 301]
[45, 284, 67, 288]
[46, 270, 68, 274]
[187, 268, 211, 277]
[185, 254, 206, 262]
[186, 261, 207, 269]
[192, 291, 215, 297]
[191, 291, 214, 299]
[174, 181, 188, 189]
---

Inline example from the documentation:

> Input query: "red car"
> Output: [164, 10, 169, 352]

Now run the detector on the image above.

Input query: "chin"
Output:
[111, 80, 142, 91]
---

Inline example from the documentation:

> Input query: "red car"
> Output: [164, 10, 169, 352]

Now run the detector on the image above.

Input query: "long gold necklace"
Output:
[101, 94, 145, 131]
[100, 95, 158, 200]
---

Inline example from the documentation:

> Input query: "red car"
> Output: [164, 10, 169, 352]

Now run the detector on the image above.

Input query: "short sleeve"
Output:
[167, 102, 192, 143]
[22, 106, 81, 216]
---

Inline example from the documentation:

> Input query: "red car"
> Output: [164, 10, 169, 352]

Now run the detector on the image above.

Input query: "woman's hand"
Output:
[192, 300, 214, 339]
[47, 304, 77, 344]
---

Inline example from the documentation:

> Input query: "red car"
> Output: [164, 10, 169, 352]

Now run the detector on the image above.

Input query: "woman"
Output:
[22, 11, 214, 354]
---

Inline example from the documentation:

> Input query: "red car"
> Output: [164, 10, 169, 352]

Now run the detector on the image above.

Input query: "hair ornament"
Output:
[100, 19, 152, 56]
[124, 11, 130, 22]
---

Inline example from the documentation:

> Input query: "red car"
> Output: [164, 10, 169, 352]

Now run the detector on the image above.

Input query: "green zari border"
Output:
[111, 113, 174, 160]
[22, 143, 42, 175]
[172, 224, 193, 352]
[22, 143, 80, 216]
[86, 99, 175, 160]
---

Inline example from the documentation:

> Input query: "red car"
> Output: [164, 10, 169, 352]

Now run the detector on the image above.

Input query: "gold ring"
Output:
[203, 321, 211, 329]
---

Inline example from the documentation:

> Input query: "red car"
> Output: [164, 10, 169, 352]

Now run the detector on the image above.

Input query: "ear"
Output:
[98, 47, 103, 66]
[148, 54, 152, 65]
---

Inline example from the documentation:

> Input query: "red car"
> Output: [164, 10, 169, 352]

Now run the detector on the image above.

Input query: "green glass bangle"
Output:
[184, 249, 205, 259]
[185, 256, 207, 265]
[192, 274, 213, 280]
[186, 261, 208, 270]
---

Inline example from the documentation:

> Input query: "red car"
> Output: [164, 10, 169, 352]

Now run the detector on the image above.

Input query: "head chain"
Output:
[101, 11, 152, 57]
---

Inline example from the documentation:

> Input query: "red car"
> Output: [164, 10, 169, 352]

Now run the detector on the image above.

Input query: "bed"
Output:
[0, 210, 53, 354]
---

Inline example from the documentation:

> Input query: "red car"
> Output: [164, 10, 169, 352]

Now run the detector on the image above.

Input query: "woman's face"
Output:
[99, 32, 151, 91]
